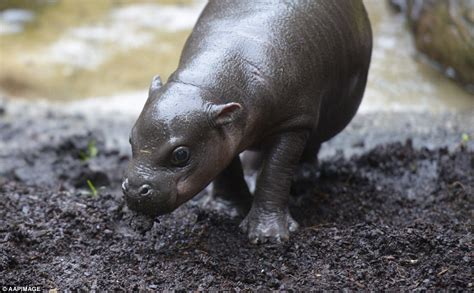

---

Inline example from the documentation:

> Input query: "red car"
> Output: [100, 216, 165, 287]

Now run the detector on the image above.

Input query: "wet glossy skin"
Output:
[123, 0, 372, 243]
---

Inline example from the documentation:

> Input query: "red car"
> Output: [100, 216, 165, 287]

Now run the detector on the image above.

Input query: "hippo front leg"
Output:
[240, 131, 308, 243]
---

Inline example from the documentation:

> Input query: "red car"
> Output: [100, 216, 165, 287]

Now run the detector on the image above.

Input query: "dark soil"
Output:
[0, 101, 473, 290]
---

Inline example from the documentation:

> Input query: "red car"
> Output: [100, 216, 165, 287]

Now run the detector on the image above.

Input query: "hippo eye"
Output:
[171, 146, 190, 166]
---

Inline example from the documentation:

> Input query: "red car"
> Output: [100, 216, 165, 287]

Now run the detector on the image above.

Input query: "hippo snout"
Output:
[122, 177, 158, 215]
[122, 178, 153, 197]
[121, 175, 176, 217]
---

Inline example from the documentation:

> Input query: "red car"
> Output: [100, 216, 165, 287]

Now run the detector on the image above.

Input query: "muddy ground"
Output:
[0, 99, 473, 290]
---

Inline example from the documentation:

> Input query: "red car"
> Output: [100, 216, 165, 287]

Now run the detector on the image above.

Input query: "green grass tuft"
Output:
[87, 179, 98, 197]
[80, 139, 98, 161]
[461, 133, 470, 144]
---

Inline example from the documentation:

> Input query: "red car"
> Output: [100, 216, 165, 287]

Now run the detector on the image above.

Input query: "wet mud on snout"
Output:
[0, 100, 473, 290]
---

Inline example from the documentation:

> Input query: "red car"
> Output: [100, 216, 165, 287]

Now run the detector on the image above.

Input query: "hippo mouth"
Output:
[123, 185, 178, 218]
[125, 194, 178, 218]
[121, 172, 180, 216]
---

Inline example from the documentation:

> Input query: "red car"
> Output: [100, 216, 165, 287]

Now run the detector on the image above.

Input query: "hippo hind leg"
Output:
[240, 150, 263, 193]
[296, 142, 321, 179]
[290, 142, 321, 198]
[202, 156, 253, 217]
[241, 150, 263, 175]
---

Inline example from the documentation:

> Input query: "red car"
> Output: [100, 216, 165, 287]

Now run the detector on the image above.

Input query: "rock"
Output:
[391, 0, 474, 93]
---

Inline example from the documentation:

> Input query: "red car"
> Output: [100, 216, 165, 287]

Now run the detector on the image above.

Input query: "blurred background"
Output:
[0, 0, 473, 115]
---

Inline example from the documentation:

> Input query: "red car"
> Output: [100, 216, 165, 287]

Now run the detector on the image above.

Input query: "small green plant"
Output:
[461, 133, 470, 145]
[87, 179, 98, 197]
[79, 139, 98, 161]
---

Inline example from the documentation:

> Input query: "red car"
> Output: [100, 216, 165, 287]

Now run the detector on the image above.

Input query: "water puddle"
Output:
[0, 0, 203, 100]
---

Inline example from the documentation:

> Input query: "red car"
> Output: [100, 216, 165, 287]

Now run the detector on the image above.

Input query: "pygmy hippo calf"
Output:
[123, 0, 372, 243]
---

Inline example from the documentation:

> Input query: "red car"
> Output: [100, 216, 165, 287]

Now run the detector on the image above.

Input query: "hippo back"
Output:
[170, 0, 372, 143]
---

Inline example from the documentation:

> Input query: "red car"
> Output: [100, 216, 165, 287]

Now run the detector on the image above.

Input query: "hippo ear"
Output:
[148, 75, 162, 96]
[208, 102, 242, 127]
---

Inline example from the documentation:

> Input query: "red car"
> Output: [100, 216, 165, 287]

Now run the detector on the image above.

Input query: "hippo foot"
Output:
[201, 193, 251, 218]
[239, 207, 299, 244]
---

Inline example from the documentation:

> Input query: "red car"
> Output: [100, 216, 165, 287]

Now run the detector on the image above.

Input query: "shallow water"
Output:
[0, 0, 472, 114]
[0, 0, 202, 100]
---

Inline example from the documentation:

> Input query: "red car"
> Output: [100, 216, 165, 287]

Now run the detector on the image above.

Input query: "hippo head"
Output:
[122, 76, 243, 218]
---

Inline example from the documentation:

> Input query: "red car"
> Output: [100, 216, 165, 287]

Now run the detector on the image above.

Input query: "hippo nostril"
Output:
[139, 184, 152, 196]
[122, 178, 129, 192]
